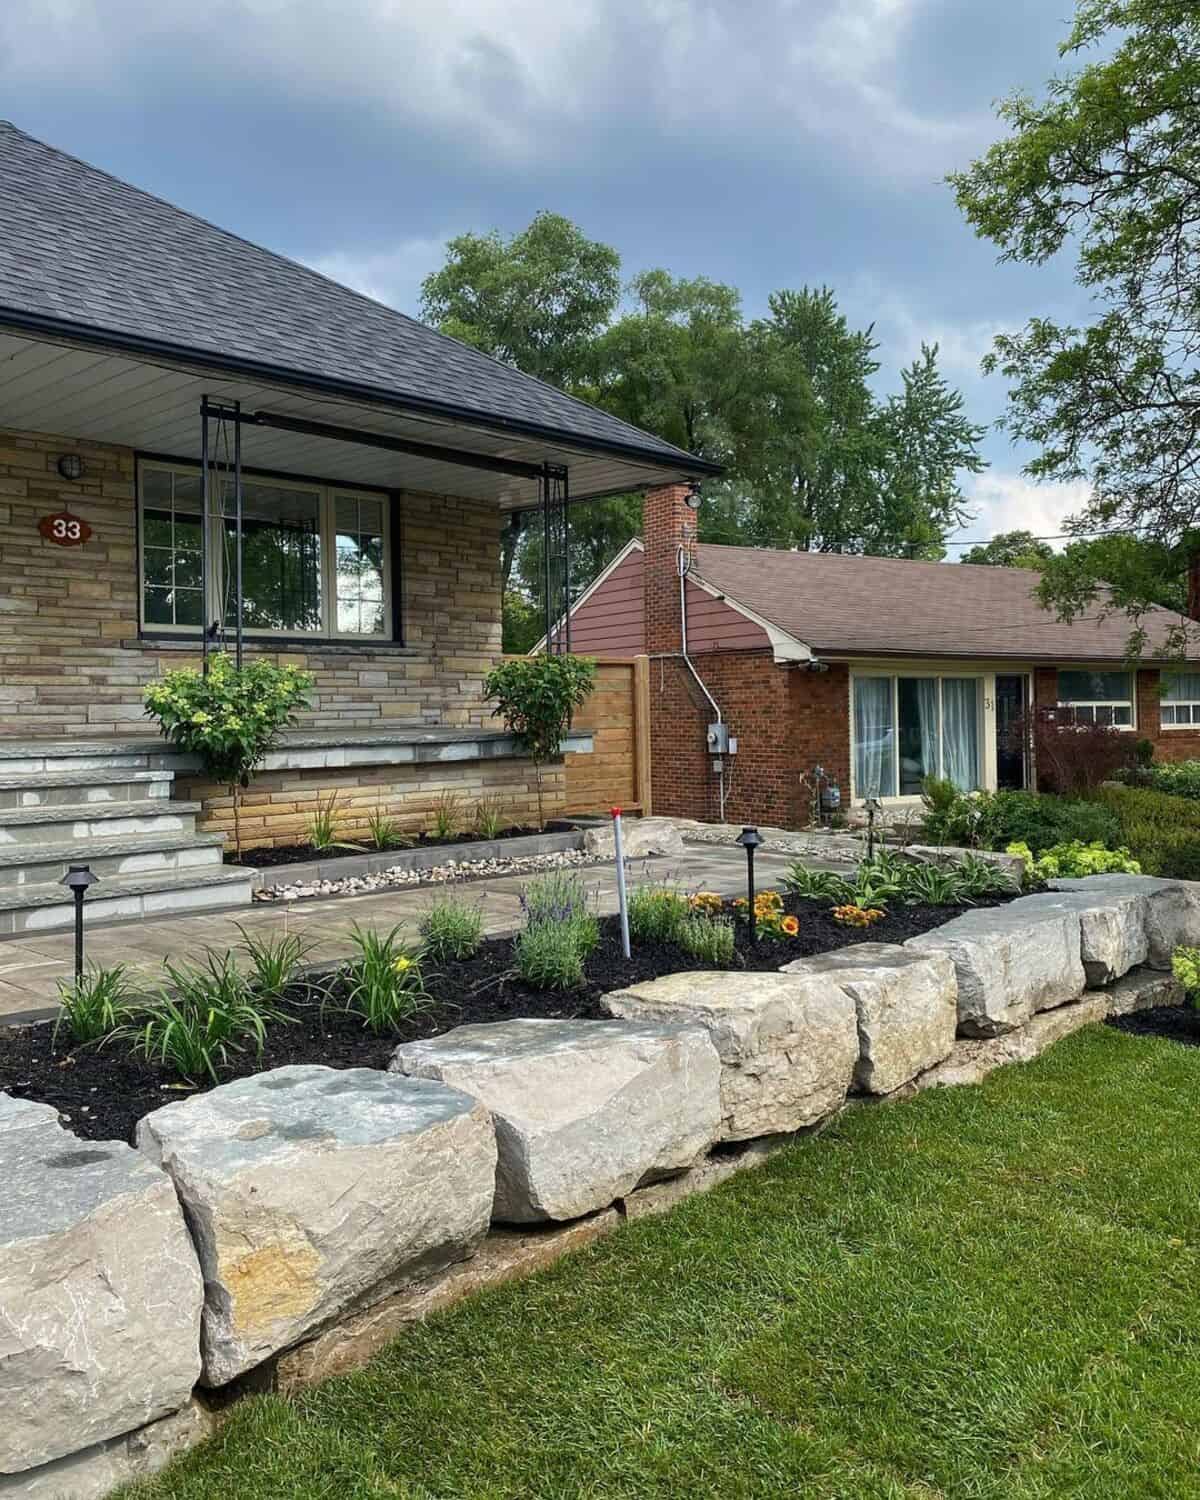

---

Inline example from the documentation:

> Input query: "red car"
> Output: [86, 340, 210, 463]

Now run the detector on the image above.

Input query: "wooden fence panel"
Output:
[565, 655, 651, 816]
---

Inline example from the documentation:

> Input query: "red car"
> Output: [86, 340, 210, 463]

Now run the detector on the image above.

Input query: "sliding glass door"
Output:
[852, 674, 982, 799]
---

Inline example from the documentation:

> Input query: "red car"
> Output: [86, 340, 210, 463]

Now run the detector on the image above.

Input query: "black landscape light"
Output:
[865, 796, 883, 860]
[736, 826, 763, 944]
[60, 864, 98, 982]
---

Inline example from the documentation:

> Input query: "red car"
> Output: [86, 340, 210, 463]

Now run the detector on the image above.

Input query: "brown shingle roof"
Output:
[693, 543, 1200, 661]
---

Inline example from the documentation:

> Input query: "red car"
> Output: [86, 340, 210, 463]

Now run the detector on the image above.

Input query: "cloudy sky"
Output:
[0, 0, 1093, 548]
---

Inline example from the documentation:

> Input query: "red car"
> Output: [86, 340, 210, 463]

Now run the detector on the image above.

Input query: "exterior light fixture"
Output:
[684, 482, 702, 511]
[60, 864, 98, 982]
[865, 796, 883, 859]
[736, 826, 764, 944]
[57, 454, 83, 481]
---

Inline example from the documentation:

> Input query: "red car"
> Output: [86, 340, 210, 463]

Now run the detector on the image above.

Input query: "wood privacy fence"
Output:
[564, 655, 652, 816]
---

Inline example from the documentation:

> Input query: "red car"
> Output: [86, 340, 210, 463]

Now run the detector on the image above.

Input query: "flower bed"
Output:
[0, 891, 1015, 1147]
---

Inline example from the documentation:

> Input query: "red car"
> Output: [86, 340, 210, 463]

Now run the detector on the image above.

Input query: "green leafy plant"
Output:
[130, 950, 284, 1083]
[306, 791, 362, 853]
[429, 790, 464, 841]
[484, 654, 597, 827]
[54, 963, 142, 1047]
[628, 880, 690, 944]
[143, 652, 313, 856]
[851, 852, 908, 909]
[342, 924, 431, 1032]
[1007, 839, 1141, 883]
[235, 925, 314, 1000]
[520, 869, 600, 954]
[474, 793, 508, 841]
[419, 893, 485, 961]
[1145, 761, 1200, 801]
[956, 853, 1021, 900]
[1172, 946, 1200, 1009]
[677, 912, 736, 965]
[783, 863, 855, 903]
[364, 800, 411, 852]
[897, 861, 967, 906]
[514, 921, 587, 990]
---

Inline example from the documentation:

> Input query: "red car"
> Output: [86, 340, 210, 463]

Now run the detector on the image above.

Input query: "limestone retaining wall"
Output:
[2, 873, 1195, 1496]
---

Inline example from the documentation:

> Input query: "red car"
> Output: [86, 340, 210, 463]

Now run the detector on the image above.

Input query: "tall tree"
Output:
[951, 0, 1200, 646]
[959, 530, 1055, 568]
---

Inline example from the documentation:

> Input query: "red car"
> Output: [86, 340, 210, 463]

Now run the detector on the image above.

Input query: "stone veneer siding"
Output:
[0, 426, 504, 737]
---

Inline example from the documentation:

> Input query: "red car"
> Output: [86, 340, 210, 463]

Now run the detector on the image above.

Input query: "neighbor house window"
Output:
[852, 675, 982, 799]
[139, 463, 391, 639]
[1161, 672, 1200, 726]
[1055, 670, 1133, 727]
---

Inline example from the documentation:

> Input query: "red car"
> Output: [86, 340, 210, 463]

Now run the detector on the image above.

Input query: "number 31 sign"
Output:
[38, 511, 92, 547]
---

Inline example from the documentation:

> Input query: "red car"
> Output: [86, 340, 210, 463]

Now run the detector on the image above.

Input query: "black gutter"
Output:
[0, 307, 724, 479]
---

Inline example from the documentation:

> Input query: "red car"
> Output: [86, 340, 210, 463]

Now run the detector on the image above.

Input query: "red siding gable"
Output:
[568, 546, 645, 655]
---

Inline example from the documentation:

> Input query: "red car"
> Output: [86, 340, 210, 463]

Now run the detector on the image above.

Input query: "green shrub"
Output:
[342, 924, 431, 1032]
[1007, 839, 1141, 883]
[514, 921, 586, 990]
[1093, 784, 1200, 878]
[143, 652, 312, 856]
[306, 791, 362, 853]
[429, 790, 464, 841]
[54, 963, 142, 1047]
[520, 869, 599, 956]
[419, 893, 485, 961]
[130, 950, 283, 1082]
[474, 793, 508, 841]
[1172, 946, 1200, 1009]
[921, 786, 1123, 857]
[677, 913, 736, 965]
[364, 802, 411, 851]
[484, 654, 597, 827]
[628, 881, 690, 944]
[1146, 760, 1200, 800]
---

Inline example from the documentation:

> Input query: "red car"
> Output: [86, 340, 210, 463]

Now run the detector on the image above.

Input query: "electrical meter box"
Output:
[706, 722, 730, 754]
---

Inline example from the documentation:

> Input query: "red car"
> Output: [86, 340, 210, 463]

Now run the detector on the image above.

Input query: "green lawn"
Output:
[128, 1025, 1200, 1500]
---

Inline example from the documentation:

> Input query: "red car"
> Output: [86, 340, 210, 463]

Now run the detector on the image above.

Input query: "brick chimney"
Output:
[1188, 549, 1200, 622]
[643, 483, 696, 654]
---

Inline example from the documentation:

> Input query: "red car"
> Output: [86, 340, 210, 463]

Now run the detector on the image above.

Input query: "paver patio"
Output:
[0, 843, 811, 1024]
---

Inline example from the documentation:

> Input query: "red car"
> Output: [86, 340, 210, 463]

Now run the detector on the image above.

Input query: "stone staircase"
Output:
[0, 743, 256, 937]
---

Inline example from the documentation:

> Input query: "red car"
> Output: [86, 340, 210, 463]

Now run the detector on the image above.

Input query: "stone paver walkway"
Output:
[0, 844, 810, 1025]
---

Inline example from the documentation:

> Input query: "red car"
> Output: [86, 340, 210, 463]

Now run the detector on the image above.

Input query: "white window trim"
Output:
[138, 460, 392, 642]
[849, 670, 986, 803]
[1053, 668, 1135, 731]
[1159, 673, 1200, 729]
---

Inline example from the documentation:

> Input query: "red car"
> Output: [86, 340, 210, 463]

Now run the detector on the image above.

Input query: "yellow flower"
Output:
[781, 915, 800, 937]
[392, 956, 413, 974]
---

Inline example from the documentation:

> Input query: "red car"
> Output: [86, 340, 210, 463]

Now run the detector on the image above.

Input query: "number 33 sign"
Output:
[38, 511, 92, 547]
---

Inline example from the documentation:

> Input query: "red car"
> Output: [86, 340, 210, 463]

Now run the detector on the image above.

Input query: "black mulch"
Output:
[0, 896, 1012, 1146]
[1107, 1005, 1200, 1048]
[228, 826, 540, 868]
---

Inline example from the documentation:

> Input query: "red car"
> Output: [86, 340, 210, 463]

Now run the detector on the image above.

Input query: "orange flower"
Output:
[781, 915, 800, 937]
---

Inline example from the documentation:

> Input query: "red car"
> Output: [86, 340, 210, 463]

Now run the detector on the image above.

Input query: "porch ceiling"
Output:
[0, 328, 701, 511]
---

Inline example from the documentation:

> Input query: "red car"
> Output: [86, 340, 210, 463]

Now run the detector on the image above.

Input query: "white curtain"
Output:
[916, 678, 939, 785]
[942, 678, 980, 790]
[853, 677, 895, 798]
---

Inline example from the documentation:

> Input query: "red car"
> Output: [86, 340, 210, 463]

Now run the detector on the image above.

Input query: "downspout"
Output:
[677, 543, 726, 822]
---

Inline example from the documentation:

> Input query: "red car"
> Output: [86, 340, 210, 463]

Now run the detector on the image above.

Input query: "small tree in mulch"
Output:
[143, 653, 314, 857]
[484, 654, 597, 829]
[1007, 707, 1139, 797]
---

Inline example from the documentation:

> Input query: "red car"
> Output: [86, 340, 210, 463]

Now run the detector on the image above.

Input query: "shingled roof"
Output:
[0, 122, 716, 474]
[693, 544, 1200, 662]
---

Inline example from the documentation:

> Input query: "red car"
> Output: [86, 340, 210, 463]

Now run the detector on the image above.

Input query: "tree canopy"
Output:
[959, 530, 1054, 568]
[421, 217, 987, 646]
[952, 0, 1200, 646]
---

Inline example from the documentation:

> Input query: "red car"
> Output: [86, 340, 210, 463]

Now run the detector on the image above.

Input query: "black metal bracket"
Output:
[541, 463, 570, 654]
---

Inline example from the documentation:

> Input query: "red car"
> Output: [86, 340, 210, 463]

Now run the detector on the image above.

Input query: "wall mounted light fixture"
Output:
[57, 454, 83, 480]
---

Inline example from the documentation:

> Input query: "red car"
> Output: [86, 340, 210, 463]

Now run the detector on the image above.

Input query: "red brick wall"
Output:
[642, 484, 850, 827]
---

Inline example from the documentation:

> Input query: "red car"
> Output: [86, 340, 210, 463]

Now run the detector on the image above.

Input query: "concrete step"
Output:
[0, 865, 257, 937]
[0, 740, 162, 773]
[0, 832, 227, 888]
[0, 769, 175, 809]
[0, 801, 201, 847]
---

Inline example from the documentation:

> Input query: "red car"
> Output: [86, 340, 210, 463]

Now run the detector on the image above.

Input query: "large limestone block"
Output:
[0, 1095, 203, 1475]
[1016, 887, 1148, 987]
[602, 971, 858, 1141]
[136, 1065, 496, 1387]
[917, 993, 1111, 1090]
[906, 900, 1086, 1037]
[392, 1018, 720, 1223]
[1050, 874, 1200, 969]
[582, 816, 685, 859]
[781, 944, 958, 1095]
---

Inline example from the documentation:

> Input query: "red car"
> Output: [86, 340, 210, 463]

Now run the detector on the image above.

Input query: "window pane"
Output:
[143, 547, 172, 588]
[144, 586, 172, 625]
[143, 510, 173, 548]
[1112, 704, 1133, 727]
[335, 493, 386, 636]
[224, 485, 322, 632]
[141, 469, 172, 503]
[1057, 669, 1131, 702]
[1164, 672, 1200, 702]
[174, 589, 203, 627]
[1095, 704, 1114, 726]
[941, 679, 980, 791]
[853, 677, 895, 799]
[1162, 704, 1179, 725]
[174, 550, 202, 590]
[1073, 704, 1096, 724]
[898, 678, 939, 796]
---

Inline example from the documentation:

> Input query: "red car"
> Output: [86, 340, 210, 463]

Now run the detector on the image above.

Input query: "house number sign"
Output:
[38, 511, 92, 547]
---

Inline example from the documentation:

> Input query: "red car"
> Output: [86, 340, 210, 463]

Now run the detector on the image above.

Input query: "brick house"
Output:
[0, 122, 714, 930]
[555, 483, 1200, 829]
